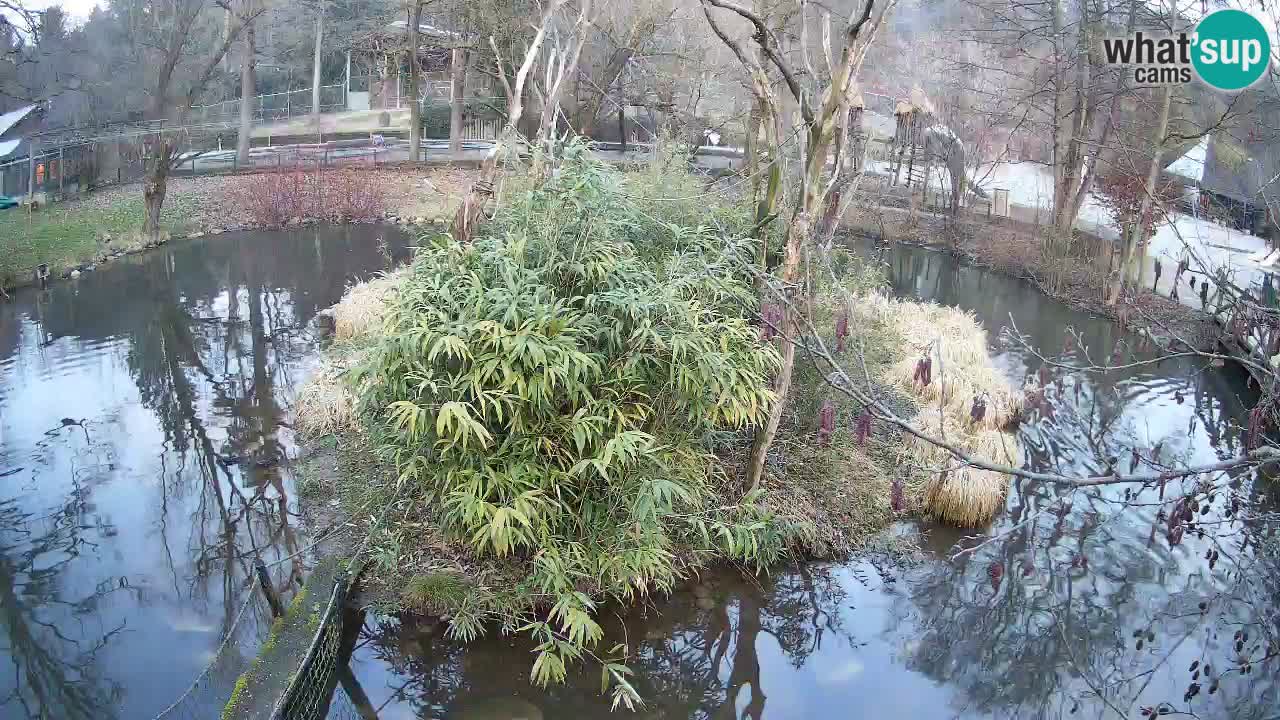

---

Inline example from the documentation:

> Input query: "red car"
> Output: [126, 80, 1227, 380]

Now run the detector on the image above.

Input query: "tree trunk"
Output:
[236, 13, 256, 166]
[312, 2, 324, 117]
[575, 48, 634, 137]
[745, 98, 760, 207]
[1106, 75, 1173, 305]
[449, 47, 466, 158]
[143, 143, 171, 241]
[745, 211, 809, 489]
[617, 104, 626, 151]
[407, 2, 422, 162]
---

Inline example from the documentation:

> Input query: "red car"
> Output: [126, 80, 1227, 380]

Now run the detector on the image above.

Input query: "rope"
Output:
[149, 590, 258, 720]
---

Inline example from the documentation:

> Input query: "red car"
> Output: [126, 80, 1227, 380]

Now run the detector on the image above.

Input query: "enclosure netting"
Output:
[269, 575, 361, 720]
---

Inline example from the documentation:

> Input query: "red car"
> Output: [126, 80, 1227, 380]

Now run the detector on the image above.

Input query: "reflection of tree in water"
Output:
[0, 492, 126, 719]
[892, 472, 1280, 719]
[873, 241, 1280, 718]
[355, 564, 862, 719]
[114, 228, 406, 612]
[0, 227, 407, 719]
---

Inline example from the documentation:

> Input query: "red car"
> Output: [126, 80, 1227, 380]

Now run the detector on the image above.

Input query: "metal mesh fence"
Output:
[269, 573, 357, 720]
[191, 86, 349, 126]
[322, 675, 381, 720]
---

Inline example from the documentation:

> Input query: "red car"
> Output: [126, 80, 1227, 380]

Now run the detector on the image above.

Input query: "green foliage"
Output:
[221, 673, 251, 720]
[353, 143, 787, 693]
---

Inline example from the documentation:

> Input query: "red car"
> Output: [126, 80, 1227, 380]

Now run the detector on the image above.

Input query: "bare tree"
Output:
[408, 0, 423, 161]
[530, 0, 594, 174]
[114, 0, 265, 239]
[235, 0, 258, 166]
[702, 0, 894, 490]
[312, 0, 325, 117]
[450, 0, 566, 243]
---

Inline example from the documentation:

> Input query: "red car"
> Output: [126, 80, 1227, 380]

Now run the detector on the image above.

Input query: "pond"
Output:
[1, 231, 1275, 720]
[332, 241, 1278, 720]
[0, 225, 411, 720]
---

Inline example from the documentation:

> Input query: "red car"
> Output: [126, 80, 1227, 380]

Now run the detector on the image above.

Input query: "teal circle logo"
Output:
[1192, 9, 1271, 91]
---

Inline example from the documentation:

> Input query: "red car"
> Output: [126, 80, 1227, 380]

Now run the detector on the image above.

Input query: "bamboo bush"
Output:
[350, 147, 789, 703]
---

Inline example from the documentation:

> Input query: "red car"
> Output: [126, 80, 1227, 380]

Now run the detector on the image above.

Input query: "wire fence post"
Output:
[255, 558, 285, 618]
[27, 138, 37, 205]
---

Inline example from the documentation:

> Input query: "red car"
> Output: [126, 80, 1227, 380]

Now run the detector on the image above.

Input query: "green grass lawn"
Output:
[0, 191, 194, 289]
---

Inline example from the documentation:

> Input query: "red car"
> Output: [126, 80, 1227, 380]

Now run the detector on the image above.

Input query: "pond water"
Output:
[0, 225, 411, 720]
[2, 231, 1276, 720]
[334, 241, 1279, 720]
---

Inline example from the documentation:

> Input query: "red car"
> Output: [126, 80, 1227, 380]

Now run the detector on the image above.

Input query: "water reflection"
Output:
[344, 564, 896, 720]
[0, 225, 410, 719]
[342, 241, 1278, 720]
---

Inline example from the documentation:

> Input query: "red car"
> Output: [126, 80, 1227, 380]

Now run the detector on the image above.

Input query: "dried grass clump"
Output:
[911, 420, 1022, 527]
[295, 354, 366, 435]
[297, 268, 409, 433]
[332, 269, 407, 341]
[868, 294, 1021, 430]
[859, 293, 1024, 527]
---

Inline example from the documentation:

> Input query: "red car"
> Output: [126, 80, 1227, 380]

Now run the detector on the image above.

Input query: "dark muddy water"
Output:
[335, 241, 1279, 720]
[0, 225, 410, 720]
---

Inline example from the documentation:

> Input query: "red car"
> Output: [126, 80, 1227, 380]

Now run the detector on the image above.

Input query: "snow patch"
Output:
[0, 104, 36, 137]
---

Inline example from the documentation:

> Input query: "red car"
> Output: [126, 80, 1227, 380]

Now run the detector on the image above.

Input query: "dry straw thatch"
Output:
[296, 269, 406, 434]
[332, 268, 407, 341]
[295, 352, 367, 435]
[861, 293, 1023, 527]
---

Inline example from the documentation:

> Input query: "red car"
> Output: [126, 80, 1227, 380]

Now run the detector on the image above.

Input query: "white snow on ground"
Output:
[1148, 213, 1270, 290]
[971, 161, 1113, 232]
[972, 161, 1272, 296]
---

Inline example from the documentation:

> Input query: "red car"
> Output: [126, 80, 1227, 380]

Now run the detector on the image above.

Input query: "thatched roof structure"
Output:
[893, 86, 936, 117]
[846, 82, 865, 110]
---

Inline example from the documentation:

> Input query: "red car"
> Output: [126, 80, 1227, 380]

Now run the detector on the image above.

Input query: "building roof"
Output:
[1202, 135, 1265, 205]
[385, 19, 465, 41]
[894, 86, 936, 117]
[1165, 135, 1207, 183]
[0, 104, 38, 138]
[0, 138, 20, 160]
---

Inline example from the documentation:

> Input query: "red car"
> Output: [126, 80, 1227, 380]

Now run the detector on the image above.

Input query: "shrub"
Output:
[351, 148, 785, 700]
[321, 168, 385, 223]
[236, 168, 385, 226]
[239, 168, 310, 226]
[1095, 169, 1179, 240]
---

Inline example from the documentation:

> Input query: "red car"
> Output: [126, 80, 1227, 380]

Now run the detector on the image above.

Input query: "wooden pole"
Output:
[312, 1, 325, 117]
[27, 139, 37, 205]
[254, 558, 284, 618]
